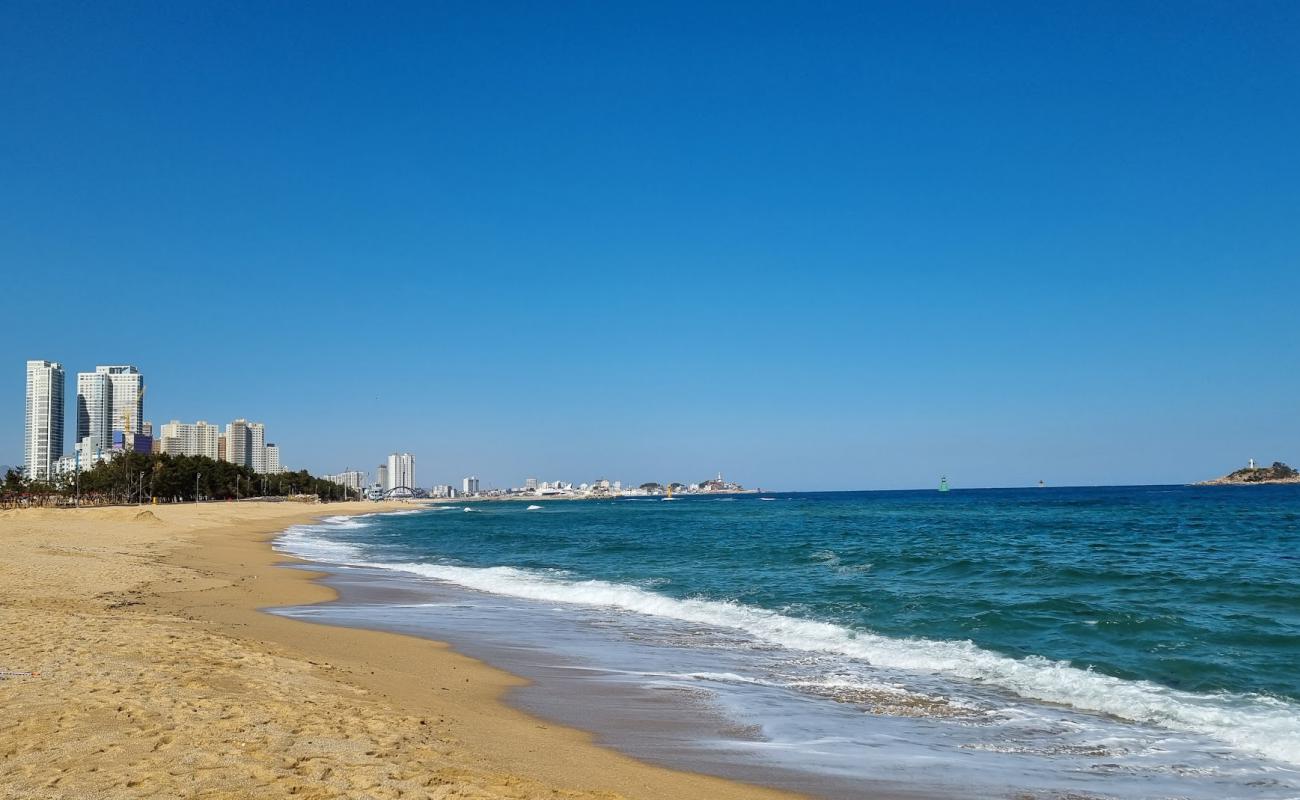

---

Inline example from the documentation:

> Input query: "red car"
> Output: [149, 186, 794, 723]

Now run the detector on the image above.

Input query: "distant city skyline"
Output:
[4, 4, 1299, 489]
[14, 357, 301, 480]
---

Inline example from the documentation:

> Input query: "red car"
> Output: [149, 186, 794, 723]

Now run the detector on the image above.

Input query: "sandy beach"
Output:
[0, 501, 802, 800]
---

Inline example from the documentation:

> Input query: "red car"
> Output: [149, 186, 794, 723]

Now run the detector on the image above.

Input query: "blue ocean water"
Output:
[276, 486, 1300, 798]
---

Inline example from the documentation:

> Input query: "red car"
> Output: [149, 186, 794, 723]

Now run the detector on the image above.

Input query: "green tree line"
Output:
[2, 453, 359, 507]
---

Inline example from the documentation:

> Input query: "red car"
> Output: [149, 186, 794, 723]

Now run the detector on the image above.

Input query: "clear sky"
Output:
[3, 2, 1298, 490]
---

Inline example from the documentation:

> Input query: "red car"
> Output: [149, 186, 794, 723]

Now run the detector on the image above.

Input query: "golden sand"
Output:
[0, 501, 802, 799]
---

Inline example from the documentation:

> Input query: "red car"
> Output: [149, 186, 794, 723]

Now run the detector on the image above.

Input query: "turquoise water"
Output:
[278, 486, 1300, 797]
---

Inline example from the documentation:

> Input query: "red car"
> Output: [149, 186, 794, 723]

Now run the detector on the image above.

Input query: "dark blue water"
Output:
[277, 486, 1300, 798]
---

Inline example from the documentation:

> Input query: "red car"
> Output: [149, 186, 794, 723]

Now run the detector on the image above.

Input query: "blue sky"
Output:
[3, 2, 1298, 490]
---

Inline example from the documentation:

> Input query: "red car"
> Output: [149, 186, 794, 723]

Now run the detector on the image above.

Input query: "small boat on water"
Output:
[939, 476, 950, 492]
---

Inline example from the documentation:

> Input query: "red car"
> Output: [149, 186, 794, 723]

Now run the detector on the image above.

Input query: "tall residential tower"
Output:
[24, 360, 65, 480]
[224, 419, 274, 473]
[98, 365, 144, 438]
[75, 370, 111, 449]
[387, 453, 415, 494]
[159, 420, 221, 459]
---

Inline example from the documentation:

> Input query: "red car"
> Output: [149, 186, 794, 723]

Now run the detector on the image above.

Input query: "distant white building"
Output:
[388, 453, 415, 494]
[24, 360, 65, 480]
[462, 476, 479, 495]
[224, 419, 272, 473]
[264, 443, 281, 474]
[431, 484, 456, 499]
[377, 464, 388, 490]
[225, 420, 252, 467]
[524, 477, 538, 491]
[249, 423, 266, 473]
[97, 365, 144, 438]
[51, 435, 117, 476]
[159, 420, 221, 459]
[324, 470, 367, 491]
[75, 370, 111, 450]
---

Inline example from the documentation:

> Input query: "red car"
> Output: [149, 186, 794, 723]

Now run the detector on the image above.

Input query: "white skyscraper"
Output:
[195, 421, 220, 459]
[97, 365, 144, 438]
[225, 419, 269, 472]
[225, 420, 250, 466]
[264, 443, 281, 474]
[462, 476, 479, 495]
[75, 370, 111, 449]
[159, 420, 221, 459]
[387, 453, 415, 494]
[377, 463, 388, 490]
[249, 422, 266, 473]
[24, 360, 65, 480]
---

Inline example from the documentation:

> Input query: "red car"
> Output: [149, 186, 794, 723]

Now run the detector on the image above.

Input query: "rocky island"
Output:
[1198, 460, 1300, 485]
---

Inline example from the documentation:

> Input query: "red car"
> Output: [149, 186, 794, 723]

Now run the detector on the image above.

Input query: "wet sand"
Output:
[0, 501, 805, 799]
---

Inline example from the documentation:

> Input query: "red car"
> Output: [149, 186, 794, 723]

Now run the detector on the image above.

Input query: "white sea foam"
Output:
[355, 559, 1300, 767]
[646, 671, 772, 685]
[320, 515, 372, 528]
[275, 523, 367, 562]
[274, 516, 1300, 768]
[526, 505, 544, 510]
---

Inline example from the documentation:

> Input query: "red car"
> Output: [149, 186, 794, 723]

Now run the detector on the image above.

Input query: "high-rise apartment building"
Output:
[75, 371, 111, 448]
[225, 420, 251, 468]
[196, 421, 220, 459]
[377, 464, 388, 490]
[264, 443, 280, 474]
[225, 419, 270, 473]
[159, 420, 221, 459]
[98, 365, 144, 437]
[76, 365, 144, 452]
[24, 360, 65, 480]
[462, 476, 479, 495]
[387, 453, 415, 494]
[249, 423, 266, 473]
[323, 470, 367, 491]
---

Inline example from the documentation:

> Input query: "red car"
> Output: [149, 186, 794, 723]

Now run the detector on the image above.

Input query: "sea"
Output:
[272, 486, 1300, 799]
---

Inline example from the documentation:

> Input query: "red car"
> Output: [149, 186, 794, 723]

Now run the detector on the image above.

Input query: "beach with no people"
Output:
[0, 501, 800, 800]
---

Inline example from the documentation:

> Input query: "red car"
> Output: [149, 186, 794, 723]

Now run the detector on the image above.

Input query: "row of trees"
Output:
[2, 453, 360, 508]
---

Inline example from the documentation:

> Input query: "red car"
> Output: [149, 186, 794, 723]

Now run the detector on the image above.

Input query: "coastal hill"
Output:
[1198, 461, 1300, 485]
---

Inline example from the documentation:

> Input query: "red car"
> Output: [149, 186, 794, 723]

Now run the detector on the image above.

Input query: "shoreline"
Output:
[430, 490, 763, 504]
[0, 501, 804, 799]
[1193, 478, 1300, 486]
